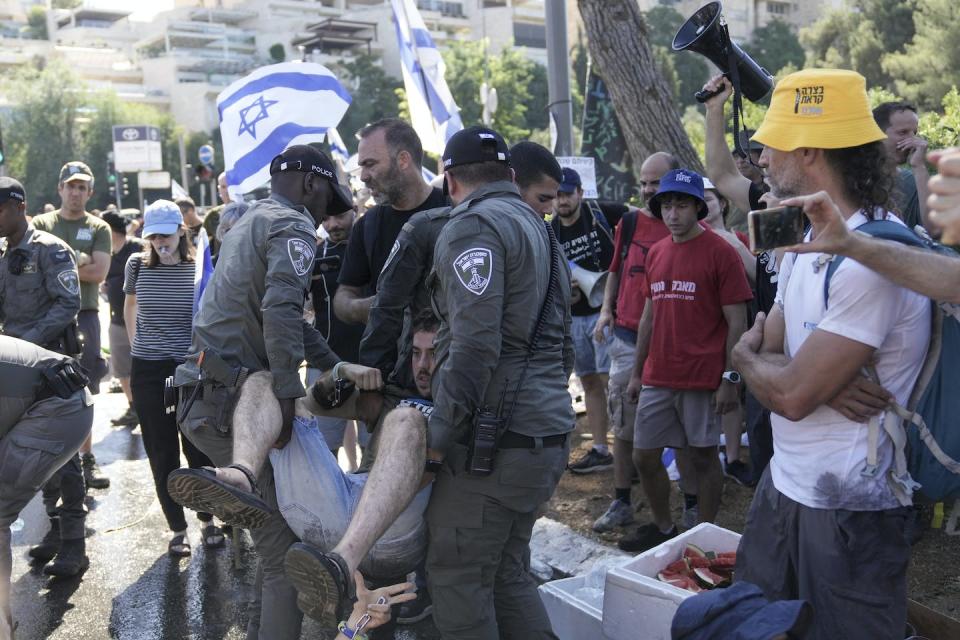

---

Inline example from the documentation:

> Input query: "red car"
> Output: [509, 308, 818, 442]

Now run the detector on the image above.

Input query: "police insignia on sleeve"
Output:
[57, 270, 80, 295]
[287, 238, 315, 276]
[380, 240, 401, 275]
[453, 247, 493, 296]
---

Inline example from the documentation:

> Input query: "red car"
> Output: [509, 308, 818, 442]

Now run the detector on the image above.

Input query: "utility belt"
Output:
[35, 359, 89, 402]
[43, 321, 84, 358]
[166, 349, 251, 437]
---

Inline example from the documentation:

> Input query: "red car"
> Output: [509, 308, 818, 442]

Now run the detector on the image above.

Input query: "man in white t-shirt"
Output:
[731, 69, 931, 640]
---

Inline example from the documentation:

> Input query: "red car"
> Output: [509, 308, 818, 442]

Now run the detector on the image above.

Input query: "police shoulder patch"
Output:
[452, 247, 493, 296]
[57, 270, 80, 296]
[287, 238, 315, 277]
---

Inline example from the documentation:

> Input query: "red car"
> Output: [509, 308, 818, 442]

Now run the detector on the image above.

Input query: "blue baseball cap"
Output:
[142, 199, 183, 237]
[649, 168, 708, 220]
[671, 582, 812, 640]
[558, 167, 582, 193]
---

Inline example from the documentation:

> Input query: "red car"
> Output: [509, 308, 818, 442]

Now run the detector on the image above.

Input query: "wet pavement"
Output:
[10, 390, 439, 639]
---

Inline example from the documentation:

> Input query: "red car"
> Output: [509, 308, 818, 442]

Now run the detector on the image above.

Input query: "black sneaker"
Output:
[723, 459, 755, 487]
[82, 453, 110, 490]
[618, 523, 677, 553]
[568, 448, 614, 474]
[110, 407, 139, 427]
[397, 588, 433, 625]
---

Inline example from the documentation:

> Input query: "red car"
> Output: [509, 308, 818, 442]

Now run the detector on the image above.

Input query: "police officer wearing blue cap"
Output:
[168, 145, 384, 640]
[424, 126, 575, 639]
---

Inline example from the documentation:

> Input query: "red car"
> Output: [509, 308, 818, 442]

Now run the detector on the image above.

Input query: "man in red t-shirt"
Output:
[619, 169, 752, 553]
[590, 152, 674, 533]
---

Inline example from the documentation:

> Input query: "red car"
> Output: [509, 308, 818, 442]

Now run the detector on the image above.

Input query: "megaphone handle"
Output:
[695, 73, 729, 104]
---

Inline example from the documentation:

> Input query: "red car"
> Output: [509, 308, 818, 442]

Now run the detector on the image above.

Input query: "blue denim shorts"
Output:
[271, 417, 431, 580]
[572, 312, 611, 376]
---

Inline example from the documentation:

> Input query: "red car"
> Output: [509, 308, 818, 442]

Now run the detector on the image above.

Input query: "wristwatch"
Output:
[722, 370, 742, 384]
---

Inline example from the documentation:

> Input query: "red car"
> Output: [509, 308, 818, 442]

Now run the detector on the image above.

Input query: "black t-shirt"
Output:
[748, 182, 778, 314]
[311, 239, 364, 363]
[106, 238, 143, 326]
[553, 203, 616, 316]
[339, 187, 449, 295]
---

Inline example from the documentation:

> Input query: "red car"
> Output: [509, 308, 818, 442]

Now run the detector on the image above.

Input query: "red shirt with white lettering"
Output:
[608, 211, 670, 332]
[642, 229, 753, 390]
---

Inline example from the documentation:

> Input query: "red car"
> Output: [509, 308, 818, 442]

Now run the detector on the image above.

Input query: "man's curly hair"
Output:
[824, 141, 895, 219]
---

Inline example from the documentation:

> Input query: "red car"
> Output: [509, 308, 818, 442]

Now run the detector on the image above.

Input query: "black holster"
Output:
[176, 349, 250, 436]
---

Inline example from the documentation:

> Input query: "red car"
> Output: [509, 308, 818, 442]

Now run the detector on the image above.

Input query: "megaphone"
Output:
[672, 1, 773, 103]
[570, 262, 608, 308]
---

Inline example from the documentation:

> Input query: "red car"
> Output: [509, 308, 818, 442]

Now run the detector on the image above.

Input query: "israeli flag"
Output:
[217, 62, 352, 200]
[194, 227, 214, 316]
[326, 127, 349, 166]
[391, 0, 463, 155]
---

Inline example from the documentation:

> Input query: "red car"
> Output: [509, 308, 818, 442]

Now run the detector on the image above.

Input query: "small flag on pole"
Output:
[327, 127, 349, 166]
[171, 179, 189, 200]
[194, 227, 213, 315]
[217, 62, 352, 201]
[391, 0, 463, 155]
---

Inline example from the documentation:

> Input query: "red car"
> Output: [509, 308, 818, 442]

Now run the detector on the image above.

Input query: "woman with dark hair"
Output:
[123, 200, 224, 557]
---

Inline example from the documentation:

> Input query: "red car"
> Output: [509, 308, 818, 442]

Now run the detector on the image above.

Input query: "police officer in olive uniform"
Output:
[424, 127, 575, 639]
[0, 336, 93, 631]
[169, 146, 376, 640]
[0, 178, 90, 579]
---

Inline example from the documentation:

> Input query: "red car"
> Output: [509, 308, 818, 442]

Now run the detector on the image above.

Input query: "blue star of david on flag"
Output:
[237, 95, 278, 139]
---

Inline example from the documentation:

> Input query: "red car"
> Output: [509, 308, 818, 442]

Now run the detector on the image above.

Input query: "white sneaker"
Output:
[593, 499, 635, 532]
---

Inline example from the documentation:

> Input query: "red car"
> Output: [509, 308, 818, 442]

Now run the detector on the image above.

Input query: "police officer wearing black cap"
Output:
[424, 126, 575, 639]
[168, 145, 383, 640]
[0, 178, 91, 578]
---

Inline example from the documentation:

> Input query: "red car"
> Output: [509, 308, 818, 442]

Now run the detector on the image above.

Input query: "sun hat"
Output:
[649, 169, 708, 220]
[752, 69, 886, 152]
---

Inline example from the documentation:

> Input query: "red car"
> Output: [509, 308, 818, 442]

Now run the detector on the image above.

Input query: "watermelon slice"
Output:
[657, 571, 702, 592]
[686, 556, 711, 569]
[694, 567, 731, 588]
[717, 551, 737, 560]
[709, 556, 736, 570]
[664, 558, 690, 573]
[683, 543, 708, 560]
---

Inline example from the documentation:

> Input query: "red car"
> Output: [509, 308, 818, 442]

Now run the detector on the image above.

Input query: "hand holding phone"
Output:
[748, 206, 805, 253]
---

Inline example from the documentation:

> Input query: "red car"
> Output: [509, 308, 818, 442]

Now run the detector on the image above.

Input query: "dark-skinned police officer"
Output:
[0, 178, 90, 579]
[424, 127, 575, 639]
[1, 336, 92, 631]
[168, 146, 380, 640]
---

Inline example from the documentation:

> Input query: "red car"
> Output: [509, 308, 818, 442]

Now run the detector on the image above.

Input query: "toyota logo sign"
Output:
[122, 128, 140, 141]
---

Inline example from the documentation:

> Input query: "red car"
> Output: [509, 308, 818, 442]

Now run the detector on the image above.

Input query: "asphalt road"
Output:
[9, 390, 437, 640]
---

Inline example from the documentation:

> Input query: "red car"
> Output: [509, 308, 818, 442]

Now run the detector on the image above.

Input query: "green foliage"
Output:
[332, 53, 402, 154]
[883, 0, 960, 111]
[25, 6, 47, 40]
[919, 88, 960, 148]
[442, 40, 550, 143]
[746, 20, 805, 76]
[269, 43, 286, 63]
[52, 0, 82, 8]
[681, 106, 706, 165]
[644, 6, 708, 110]
[0, 59, 221, 211]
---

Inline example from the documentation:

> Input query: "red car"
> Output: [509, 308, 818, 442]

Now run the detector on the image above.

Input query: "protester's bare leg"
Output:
[216, 372, 283, 490]
[722, 404, 743, 463]
[332, 407, 425, 573]
[689, 446, 723, 522]
[581, 373, 610, 447]
[675, 447, 697, 497]
[343, 420, 358, 472]
[634, 447, 673, 531]
[613, 437, 633, 491]
[120, 377, 133, 406]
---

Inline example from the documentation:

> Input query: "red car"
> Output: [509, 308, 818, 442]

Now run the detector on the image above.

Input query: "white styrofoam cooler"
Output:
[539, 557, 627, 640]
[601, 523, 742, 640]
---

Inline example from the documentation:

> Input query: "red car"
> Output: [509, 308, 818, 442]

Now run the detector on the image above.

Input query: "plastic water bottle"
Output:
[10, 518, 24, 532]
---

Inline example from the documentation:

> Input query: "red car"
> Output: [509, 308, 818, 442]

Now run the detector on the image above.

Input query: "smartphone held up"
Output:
[747, 206, 806, 254]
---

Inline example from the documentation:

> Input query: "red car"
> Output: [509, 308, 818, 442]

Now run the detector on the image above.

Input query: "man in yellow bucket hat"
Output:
[730, 68, 932, 639]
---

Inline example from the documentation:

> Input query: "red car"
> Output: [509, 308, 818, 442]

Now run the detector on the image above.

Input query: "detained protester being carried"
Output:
[731, 69, 931, 640]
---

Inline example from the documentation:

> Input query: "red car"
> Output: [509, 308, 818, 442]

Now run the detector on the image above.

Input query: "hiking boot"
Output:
[110, 407, 139, 427]
[568, 448, 614, 474]
[43, 538, 89, 577]
[397, 588, 433, 625]
[82, 453, 110, 490]
[593, 499, 635, 532]
[681, 504, 700, 530]
[28, 518, 60, 563]
[618, 523, 677, 553]
[723, 458, 755, 487]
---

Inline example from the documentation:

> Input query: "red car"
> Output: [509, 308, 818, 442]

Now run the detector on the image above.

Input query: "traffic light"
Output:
[195, 163, 213, 181]
[0, 122, 5, 167]
[107, 157, 117, 199]
[121, 176, 130, 197]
